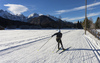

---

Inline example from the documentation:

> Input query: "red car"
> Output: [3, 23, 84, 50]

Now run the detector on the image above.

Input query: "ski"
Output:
[56, 48, 61, 53]
[59, 47, 71, 54]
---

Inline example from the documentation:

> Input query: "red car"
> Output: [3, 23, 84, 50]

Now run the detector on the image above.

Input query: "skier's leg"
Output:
[56, 39, 60, 50]
[58, 42, 60, 50]
[60, 40, 65, 50]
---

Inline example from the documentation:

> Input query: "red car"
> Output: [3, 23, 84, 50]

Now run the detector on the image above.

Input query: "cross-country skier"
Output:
[51, 30, 65, 50]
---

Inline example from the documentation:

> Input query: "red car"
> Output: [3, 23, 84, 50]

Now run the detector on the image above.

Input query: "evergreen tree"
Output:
[82, 18, 92, 29]
[77, 21, 83, 29]
[95, 17, 100, 29]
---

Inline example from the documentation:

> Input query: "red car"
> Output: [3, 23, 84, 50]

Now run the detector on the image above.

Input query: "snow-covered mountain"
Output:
[27, 13, 59, 21]
[0, 9, 60, 22]
[0, 10, 27, 22]
[16, 14, 27, 22]
[0, 10, 13, 19]
[28, 13, 39, 19]
[46, 14, 59, 21]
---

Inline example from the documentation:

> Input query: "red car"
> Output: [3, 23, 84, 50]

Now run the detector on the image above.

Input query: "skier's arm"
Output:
[51, 33, 57, 37]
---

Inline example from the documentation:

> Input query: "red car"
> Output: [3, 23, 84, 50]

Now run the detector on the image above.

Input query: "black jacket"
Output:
[52, 32, 62, 39]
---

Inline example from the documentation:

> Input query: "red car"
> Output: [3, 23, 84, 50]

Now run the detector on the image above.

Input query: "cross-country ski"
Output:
[59, 47, 71, 54]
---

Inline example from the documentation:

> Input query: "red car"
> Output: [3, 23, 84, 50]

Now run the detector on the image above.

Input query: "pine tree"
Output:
[82, 18, 92, 29]
[95, 17, 100, 29]
[77, 21, 83, 29]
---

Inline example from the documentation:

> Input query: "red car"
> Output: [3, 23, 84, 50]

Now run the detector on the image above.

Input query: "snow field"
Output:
[0, 29, 100, 63]
[97, 29, 100, 32]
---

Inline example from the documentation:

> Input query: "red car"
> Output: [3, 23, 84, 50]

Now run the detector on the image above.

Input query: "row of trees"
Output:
[82, 17, 100, 29]
[73, 21, 83, 29]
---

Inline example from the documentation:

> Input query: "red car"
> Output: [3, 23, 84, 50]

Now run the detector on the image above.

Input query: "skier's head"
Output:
[58, 30, 61, 33]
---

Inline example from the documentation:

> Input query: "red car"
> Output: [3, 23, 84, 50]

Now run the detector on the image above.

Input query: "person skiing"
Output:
[51, 30, 65, 50]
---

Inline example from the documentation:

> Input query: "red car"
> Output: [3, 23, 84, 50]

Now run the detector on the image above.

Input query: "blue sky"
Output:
[0, 0, 100, 22]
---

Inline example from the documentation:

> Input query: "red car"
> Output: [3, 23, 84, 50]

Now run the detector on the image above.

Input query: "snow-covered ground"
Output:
[97, 29, 100, 32]
[0, 29, 100, 63]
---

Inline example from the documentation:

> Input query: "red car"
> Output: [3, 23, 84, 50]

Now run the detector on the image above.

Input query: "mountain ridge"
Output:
[0, 9, 60, 22]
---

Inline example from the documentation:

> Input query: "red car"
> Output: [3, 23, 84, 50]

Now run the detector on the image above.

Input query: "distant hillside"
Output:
[28, 15, 59, 28]
[0, 17, 33, 29]
[29, 15, 74, 28]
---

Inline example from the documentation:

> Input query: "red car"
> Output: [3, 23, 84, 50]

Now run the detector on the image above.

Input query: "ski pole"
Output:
[38, 37, 52, 51]
[52, 44, 57, 52]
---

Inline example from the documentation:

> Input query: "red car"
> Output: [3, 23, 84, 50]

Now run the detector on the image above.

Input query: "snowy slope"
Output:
[0, 29, 100, 63]
[28, 13, 39, 19]
[0, 10, 27, 22]
[46, 15, 59, 21]
[97, 29, 100, 32]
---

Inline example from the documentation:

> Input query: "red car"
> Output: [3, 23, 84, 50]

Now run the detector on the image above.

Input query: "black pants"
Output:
[56, 38, 64, 49]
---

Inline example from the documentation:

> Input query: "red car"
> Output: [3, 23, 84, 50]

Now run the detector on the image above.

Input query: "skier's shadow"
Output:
[59, 48, 100, 62]
[68, 48, 100, 51]
[59, 48, 100, 54]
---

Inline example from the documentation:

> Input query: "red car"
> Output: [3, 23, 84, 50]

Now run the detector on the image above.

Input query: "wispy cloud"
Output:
[62, 12, 100, 21]
[4, 4, 28, 14]
[56, 2, 100, 14]
[88, 7, 94, 10]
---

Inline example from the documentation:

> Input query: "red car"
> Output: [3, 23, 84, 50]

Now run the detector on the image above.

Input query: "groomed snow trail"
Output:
[0, 29, 100, 63]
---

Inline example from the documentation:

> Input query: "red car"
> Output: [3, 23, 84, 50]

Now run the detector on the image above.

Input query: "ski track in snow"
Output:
[0, 29, 100, 63]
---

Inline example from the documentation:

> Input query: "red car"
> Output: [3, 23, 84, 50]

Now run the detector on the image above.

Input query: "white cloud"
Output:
[88, 8, 94, 10]
[4, 4, 28, 14]
[62, 12, 100, 21]
[56, 2, 100, 14]
[62, 16, 85, 21]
